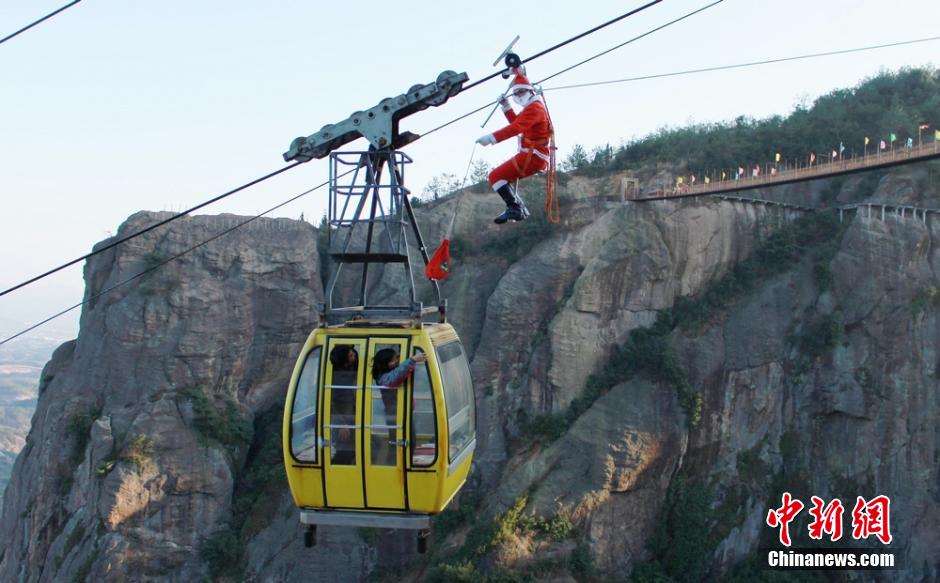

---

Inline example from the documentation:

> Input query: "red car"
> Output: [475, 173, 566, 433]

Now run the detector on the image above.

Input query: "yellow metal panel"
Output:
[283, 329, 325, 508]
[323, 337, 367, 509]
[364, 337, 408, 509]
[442, 450, 474, 510]
[286, 467, 324, 508]
[406, 471, 443, 512]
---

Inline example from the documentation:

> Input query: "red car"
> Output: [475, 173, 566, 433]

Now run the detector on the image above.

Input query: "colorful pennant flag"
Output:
[831, 150, 838, 159]
[676, 176, 684, 185]
[691, 175, 696, 184]
[890, 133, 897, 143]
[721, 171, 727, 180]
[770, 167, 777, 176]
[935, 129, 940, 141]
[839, 142, 845, 154]
[906, 137, 913, 148]
[919, 123, 929, 130]
[775, 152, 781, 162]
[879, 140, 886, 150]
[809, 152, 816, 164]
[705, 176, 711, 184]
[864, 136, 870, 146]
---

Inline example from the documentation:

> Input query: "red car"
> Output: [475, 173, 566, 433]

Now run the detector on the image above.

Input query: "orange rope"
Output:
[541, 93, 560, 224]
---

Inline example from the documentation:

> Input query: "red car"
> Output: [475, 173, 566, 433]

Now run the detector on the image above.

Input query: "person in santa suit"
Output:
[476, 68, 553, 224]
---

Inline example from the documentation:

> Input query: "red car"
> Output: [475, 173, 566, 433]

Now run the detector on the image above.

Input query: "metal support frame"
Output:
[323, 149, 443, 324]
[300, 509, 431, 530]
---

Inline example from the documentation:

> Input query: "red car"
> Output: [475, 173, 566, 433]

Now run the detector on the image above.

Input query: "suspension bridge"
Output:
[631, 138, 940, 202]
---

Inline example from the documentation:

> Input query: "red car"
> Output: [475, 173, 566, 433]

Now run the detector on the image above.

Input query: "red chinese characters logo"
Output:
[767, 493, 893, 546]
[766, 492, 804, 547]
[851, 495, 892, 544]
[808, 496, 844, 541]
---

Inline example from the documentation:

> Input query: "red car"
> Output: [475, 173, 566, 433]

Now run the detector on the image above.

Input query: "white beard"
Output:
[513, 92, 538, 107]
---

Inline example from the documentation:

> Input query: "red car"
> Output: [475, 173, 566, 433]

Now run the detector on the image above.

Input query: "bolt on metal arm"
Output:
[283, 70, 468, 163]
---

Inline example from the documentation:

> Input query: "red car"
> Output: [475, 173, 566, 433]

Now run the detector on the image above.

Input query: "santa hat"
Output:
[510, 67, 534, 93]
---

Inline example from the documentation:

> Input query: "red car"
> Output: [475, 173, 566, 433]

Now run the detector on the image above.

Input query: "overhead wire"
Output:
[1, 0, 725, 343]
[0, 162, 302, 299]
[1, 0, 682, 301]
[542, 35, 940, 92]
[0, 0, 738, 342]
[537, 0, 723, 86]
[422, 0, 725, 138]
[0, 0, 82, 47]
[10, 24, 919, 308]
[0, 170, 352, 346]
[461, 0, 664, 93]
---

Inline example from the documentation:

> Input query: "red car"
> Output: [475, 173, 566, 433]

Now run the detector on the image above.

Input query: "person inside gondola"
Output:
[372, 349, 428, 464]
[329, 345, 359, 465]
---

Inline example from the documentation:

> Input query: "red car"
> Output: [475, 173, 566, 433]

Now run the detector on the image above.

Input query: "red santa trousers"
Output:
[488, 151, 548, 188]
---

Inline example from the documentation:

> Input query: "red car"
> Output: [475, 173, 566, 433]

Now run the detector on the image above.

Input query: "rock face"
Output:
[0, 213, 322, 582]
[0, 168, 938, 582]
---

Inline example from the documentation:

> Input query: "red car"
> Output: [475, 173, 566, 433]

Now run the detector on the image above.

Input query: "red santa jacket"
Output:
[492, 100, 553, 162]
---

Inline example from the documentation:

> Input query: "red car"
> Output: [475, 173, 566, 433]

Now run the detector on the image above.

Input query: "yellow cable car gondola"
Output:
[280, 142, 476, 552]
[282, 320, 475, 550]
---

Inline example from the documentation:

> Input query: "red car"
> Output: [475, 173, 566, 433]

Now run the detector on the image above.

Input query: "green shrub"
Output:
[525, 413, 567, 443]
[813, 261, 833, 291]
[530, 514, 575, 542]
[231, 410, 287, 539]
[433, 491, 482, 541]
[183, 388, 253, 452]
[651, 476, 714, 583]
[630, 561, 673, 582]
[911, 285, 940, 317]
[797, 313, 844, 359]
[199, 527, 242, 580]
[425, 561, 479, 583]
[66, 413, 96, 460]
[121, 434, 154, 473]
[611, 68, 940, 177]
[494, 497, 528, 546]
[568, 541, 596, 579]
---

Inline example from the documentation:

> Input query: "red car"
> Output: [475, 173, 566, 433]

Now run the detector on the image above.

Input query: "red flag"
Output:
[425, 239, 451, 280]
[919, 123, 929, 130]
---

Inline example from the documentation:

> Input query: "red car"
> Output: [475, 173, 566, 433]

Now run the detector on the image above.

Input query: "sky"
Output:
[0, 0, 938, 345]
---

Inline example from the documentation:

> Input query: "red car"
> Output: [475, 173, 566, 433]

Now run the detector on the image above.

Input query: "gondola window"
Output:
[437, 342, 475, 462]
[411, 348, 437, 467]
[290, 347, 321, 463]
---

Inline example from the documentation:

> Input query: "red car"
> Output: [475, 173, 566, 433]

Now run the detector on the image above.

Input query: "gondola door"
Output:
[323, 338, 367, 509]
[364, 338, 408, 510]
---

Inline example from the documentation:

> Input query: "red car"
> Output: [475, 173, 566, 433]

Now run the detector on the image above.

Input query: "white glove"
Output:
[498, 94, 511, 111]
[476, 134, 496, 146]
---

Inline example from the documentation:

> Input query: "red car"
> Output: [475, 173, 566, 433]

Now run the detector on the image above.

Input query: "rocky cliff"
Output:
[0, 167, 937, 582]
[0, 213, 322, 581]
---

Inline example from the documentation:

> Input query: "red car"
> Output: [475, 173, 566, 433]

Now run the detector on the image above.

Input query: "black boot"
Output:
[494, 184, 529, 224]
